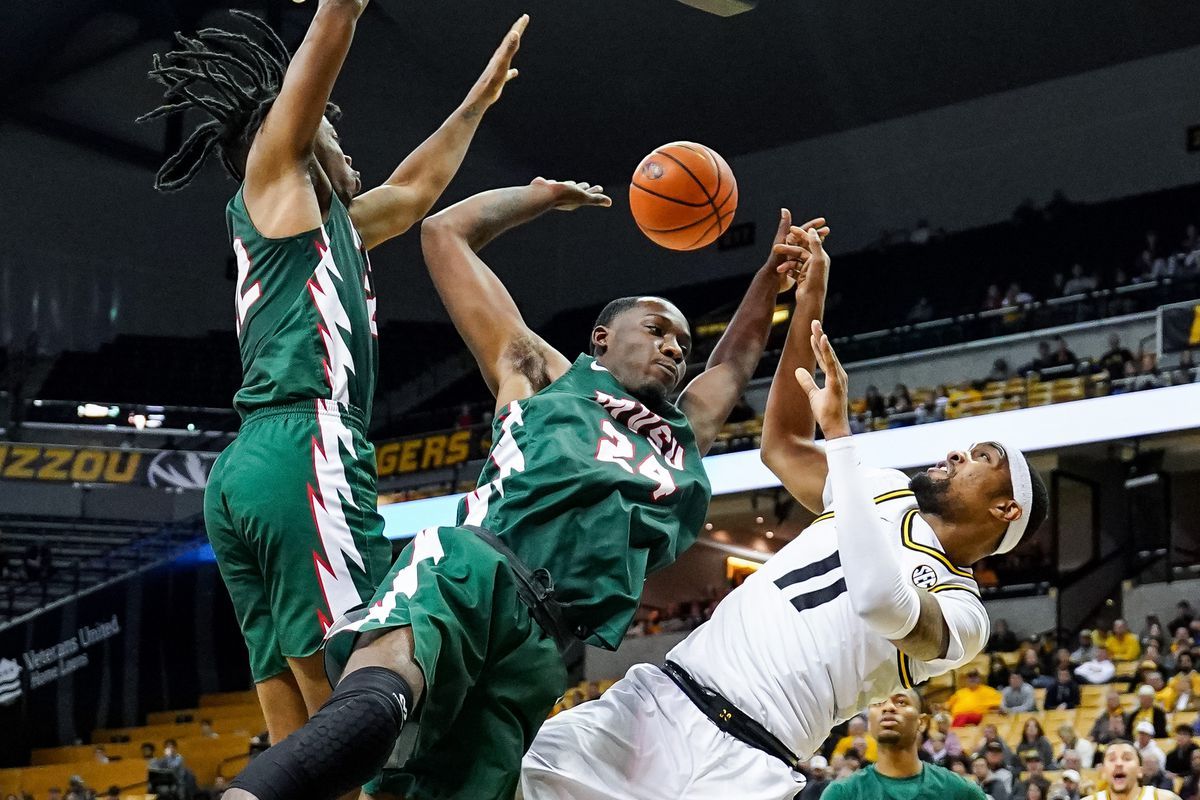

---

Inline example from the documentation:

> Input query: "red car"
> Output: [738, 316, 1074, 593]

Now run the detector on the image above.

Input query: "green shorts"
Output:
[204, 400, 391, 682]
[325, 526, 567, 800]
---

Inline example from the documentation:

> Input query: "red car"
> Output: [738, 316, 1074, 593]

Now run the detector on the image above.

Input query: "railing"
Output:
[0, 515, 208, 631]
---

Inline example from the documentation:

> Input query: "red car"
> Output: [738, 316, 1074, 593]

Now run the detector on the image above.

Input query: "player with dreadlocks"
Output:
[140, 0, 530, 748]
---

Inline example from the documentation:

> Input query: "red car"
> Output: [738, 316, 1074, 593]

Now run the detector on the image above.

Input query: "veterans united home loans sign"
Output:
[17, 614, 121, 691]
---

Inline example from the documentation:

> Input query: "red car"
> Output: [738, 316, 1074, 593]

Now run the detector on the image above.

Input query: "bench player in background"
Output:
[1085, 741, 1182, 800]
[222, 179, 821, 800]
[142, 0, 529, 745]
[522, 220, 1049, 800]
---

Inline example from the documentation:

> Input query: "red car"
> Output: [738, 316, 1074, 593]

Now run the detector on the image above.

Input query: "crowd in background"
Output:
[794, 599, 1200, 799]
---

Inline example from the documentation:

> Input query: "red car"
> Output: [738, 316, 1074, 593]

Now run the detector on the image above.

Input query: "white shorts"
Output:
[521, 663, 806, 800]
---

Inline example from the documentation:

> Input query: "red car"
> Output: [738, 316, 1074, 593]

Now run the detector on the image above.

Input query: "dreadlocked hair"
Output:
[137, 10, 341, 192]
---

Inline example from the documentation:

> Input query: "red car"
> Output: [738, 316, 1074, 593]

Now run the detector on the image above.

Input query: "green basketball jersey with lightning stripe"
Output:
[226, 187, 379, 420]
[458, 354, 713, 649]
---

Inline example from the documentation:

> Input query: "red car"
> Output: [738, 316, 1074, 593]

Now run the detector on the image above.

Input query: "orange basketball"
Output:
[629, 142, 738, 251]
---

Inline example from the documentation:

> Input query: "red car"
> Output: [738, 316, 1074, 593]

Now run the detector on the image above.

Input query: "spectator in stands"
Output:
[199, 719, 219, 739]
[150, 737, 187, 780]
[1127, 685, 1170, 737]
[1135, 720, 1168, 765]
[1013, 753, 1051, 798]
[1017, 649, 1050, 688]
[1170, 602, 1195, 636]
[1143, 752, 1175, 791]
[1144, 671, 1177, 711]
[887, 383, 913, 414]
[1097, 715, 1129, 754]
[832, 716, 878, 763]
[454, 403, 475, 429]
[990, 620, 1020, 653]
[1072, 630, 1096, 666]
[1168, 725, 1199, 776]
[798, 755, 830, 798]
[985, 359, 1013, 384]
[1075, 647, 1117, 684]
[141, 742, 156, 760]
[104, 788, 120, 800]
[1023, 341, 1054, 376]
[998, 671, 1036, 714]
[1181, 749, 1200, 800]
[863, 385, 886, 420]
[983, 285, 1004, 311]
[989, 654, 1013, 689]
[65, 775, 91, 800]
[1003, 283, 1034, 306]
[1060, 768, 1082, 800]
[949, 669, 1004, 726]
[1172, 350, 1198, 385]
[1097, 334, 1135, 380]
[1091, 690, 1126, 743]
[1045, 668, 1081, 709]
[983, 742, 1016, 796]
[1171, 653, 1200, 709]
[93, 745, 110, 763]
[972, 754, 1012, 800]
[1132, 352, 1163, 391]
[1062, 264, 1098, 296]
[1050, 337, 1077, 369]
[1015, 719, 1056, 767]
[913, 395, 945, 425]
[907, 296, 934, 323]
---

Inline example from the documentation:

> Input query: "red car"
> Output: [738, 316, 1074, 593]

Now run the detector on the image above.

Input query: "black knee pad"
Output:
[231, 666, 414, 800]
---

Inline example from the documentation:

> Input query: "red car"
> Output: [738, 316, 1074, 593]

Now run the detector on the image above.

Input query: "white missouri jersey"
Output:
[667, 468, 988, 760]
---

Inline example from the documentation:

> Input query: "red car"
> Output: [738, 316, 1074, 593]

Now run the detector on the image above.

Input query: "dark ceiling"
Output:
[4, 0, 1200, 183]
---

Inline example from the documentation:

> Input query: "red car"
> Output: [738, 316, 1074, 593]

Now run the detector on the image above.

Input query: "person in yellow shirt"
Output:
[1169, 653, 1200, 709]
[1106, 619, 1142, 663]
[1144, 672, 1177, 712]
[832, 715, 879, 762]
[946, 669, 1003, 727]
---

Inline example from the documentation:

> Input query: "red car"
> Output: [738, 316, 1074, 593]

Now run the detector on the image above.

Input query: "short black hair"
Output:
[590, 297, 643, 355]
[1177, 724, 1194, 735]
[1026, 464, 1049, 534]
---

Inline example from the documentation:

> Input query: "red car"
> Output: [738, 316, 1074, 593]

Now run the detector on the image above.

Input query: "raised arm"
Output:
[678, 213, 828, 455]
[350, 16, 529, 250]
[243, 0, 366, 235]
[759, 224, 831, 513]
[420, 179, 611, 410]
[797, 324, 983, 663]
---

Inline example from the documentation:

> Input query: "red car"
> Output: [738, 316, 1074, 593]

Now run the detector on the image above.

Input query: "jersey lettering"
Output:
[232, 237, 262, 337]
[595, 420, 678, 499]
[595, 391, 686, 469]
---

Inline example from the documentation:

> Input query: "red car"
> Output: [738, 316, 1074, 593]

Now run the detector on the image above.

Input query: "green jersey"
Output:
[226, 188, 379, 420]
[458, 354, 712, 649]
[822, 765, 987, 800]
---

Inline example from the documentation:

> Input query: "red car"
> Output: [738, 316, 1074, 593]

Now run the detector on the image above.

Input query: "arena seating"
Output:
[0, 691, 261, 798]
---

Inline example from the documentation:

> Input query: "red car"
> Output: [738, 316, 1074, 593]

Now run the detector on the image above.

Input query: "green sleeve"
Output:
[821, 780, 850, 800]
[958, 777, 988, 799]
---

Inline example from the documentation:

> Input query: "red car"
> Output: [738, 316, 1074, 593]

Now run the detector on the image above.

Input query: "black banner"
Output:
[0, 560, 250, 766]
[1160, 299, 1200, 354]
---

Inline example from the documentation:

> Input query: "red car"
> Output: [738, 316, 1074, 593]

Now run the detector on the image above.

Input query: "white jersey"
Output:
[667, 468, 989, 760]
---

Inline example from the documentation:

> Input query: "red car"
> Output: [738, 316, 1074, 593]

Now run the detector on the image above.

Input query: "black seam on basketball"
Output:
[672, 142, 723, 202]
[638, 210, 719, 234]
[655, 149, 721, 220]
[686, 206, 736, 249]
[631, 181, 712, 208]
[714, 182, 736, 212]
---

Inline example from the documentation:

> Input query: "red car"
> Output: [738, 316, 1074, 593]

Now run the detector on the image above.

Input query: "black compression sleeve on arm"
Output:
[230, 666, 413, 800]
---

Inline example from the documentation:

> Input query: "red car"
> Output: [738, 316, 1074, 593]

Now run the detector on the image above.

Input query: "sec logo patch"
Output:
[911, 565, 937, 589]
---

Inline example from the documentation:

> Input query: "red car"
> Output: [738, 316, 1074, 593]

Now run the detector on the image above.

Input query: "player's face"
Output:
[911, 442, 1017, 545]
[1102, 743, 1142, 794]
[868, 690, 925, 747]
[594, 299, 691, 406]
[314, 118, 361, 206]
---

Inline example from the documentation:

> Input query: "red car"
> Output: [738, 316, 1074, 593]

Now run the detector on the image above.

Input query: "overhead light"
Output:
[755, 516, 764, 524]
[704, 522, 714, 531]
[765, 531, 774, 539]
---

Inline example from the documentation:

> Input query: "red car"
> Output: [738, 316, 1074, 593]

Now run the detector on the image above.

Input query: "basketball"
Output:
[629, 142, 738, 251]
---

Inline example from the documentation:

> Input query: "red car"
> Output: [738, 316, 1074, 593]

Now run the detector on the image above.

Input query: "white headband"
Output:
[983, 440, 1032, 555]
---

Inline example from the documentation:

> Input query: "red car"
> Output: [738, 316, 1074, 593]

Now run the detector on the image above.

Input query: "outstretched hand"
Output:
[467, 15, 529, 110]
[794, 320, 852, 439]
[531, 177, 613, 211]
[772, 217, 831, 295]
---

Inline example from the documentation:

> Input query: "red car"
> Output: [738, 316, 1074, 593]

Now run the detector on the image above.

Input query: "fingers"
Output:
[790, 223, 830, 241]
[794, 367, 820, 397]
[810, 320, 845, 384]
[510, 13, 530, 38]
[772, 243, 813, 261]
[772, 208, 793, 245]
